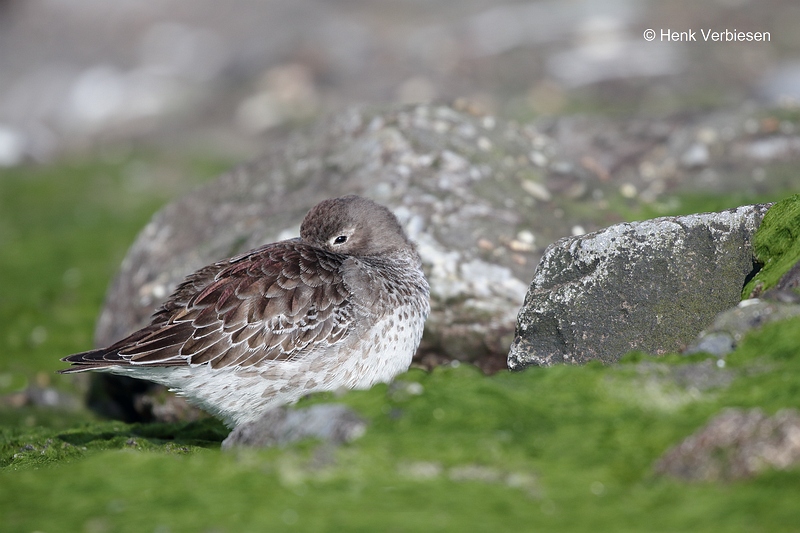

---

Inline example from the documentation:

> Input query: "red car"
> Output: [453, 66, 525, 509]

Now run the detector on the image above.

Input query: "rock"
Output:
[764, 257, 800, 303]
[679, 142, 710, 168]
[635, 359, 736, 394]
[133, 389, 206, 424]
[602, 359, 737, 413]
[221, 404, 366, 449]
[687, 203, 800, 358]
[685, 298, 800, 358]
[508, 204, 771, 368]
[685, 333, 735, 358]
[1, 386, 81, 411]
[654, 408, 800, 481]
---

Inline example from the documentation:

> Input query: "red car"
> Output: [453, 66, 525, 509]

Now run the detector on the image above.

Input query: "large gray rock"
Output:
[508, 204, 771, 368]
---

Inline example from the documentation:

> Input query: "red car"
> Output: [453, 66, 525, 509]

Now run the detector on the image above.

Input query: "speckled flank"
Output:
[248, 288, 423, 426]
[107, 298, 426, 427]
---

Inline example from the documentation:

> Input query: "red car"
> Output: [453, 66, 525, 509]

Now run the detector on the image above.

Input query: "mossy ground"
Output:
[3, 337, 800, 533]
[1, 158, 799, 532]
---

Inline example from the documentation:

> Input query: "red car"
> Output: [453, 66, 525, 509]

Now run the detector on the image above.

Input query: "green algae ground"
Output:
[2, 160, 800, 532]
[3, 339, 800, 533]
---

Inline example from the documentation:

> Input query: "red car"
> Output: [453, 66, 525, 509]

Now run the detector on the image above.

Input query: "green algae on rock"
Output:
[744, 194, 800, 298]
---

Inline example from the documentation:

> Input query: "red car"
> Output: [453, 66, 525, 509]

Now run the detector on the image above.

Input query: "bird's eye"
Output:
[333, 235, 348, 245]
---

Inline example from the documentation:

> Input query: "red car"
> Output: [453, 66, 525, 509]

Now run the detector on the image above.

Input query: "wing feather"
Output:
[59, 241, 356, 373]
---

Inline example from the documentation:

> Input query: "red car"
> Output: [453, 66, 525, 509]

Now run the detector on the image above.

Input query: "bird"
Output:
[60, 195, 430, 428]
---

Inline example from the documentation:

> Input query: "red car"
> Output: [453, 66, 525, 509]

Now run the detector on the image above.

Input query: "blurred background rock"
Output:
[2, 0, 800, 167]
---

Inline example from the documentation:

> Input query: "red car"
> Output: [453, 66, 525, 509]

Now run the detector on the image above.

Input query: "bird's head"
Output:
[300, 195, 413, 257]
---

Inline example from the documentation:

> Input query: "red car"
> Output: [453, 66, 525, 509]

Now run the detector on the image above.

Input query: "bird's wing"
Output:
[60, 242, 356, 372]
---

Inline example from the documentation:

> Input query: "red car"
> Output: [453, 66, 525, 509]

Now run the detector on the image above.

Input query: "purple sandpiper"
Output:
[61, 195, 430, 427]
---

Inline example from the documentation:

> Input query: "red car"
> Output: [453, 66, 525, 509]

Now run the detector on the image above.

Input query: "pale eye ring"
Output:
[333, 235, 348, 245]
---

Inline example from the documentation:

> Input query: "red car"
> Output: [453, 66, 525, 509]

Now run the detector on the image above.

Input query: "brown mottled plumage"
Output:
[61, 196, 430, 427]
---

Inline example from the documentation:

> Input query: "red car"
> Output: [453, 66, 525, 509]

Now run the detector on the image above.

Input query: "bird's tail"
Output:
[59, 347, 124, 374]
